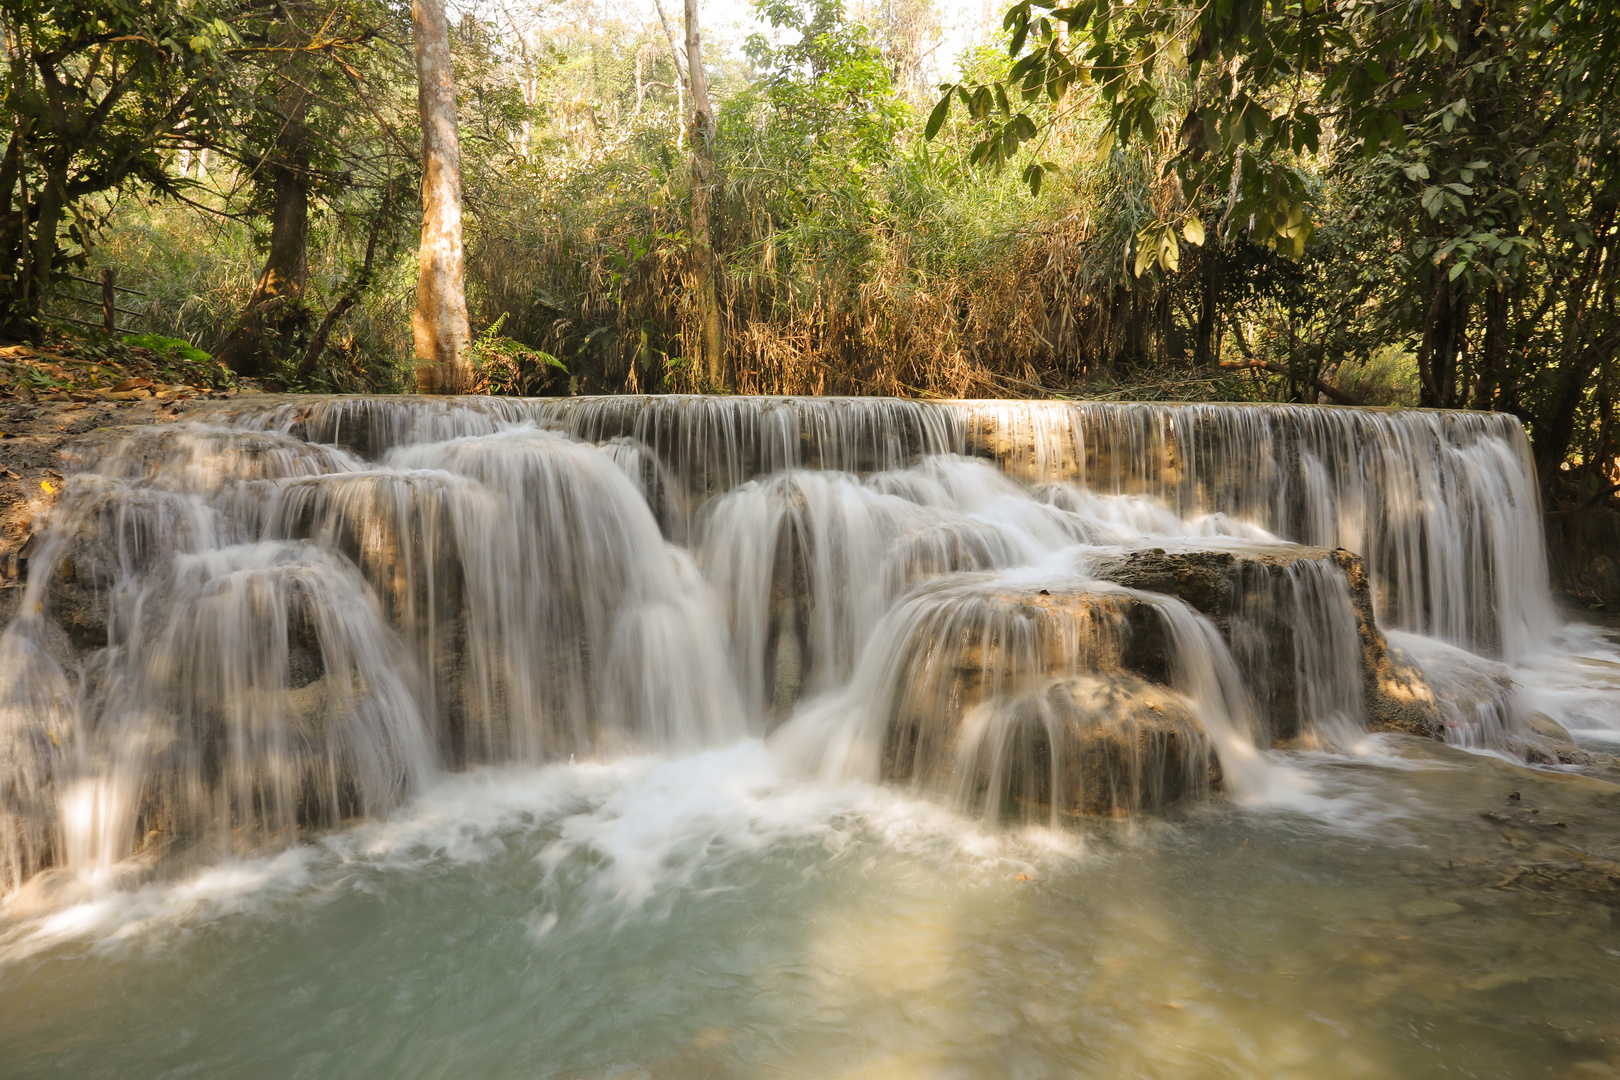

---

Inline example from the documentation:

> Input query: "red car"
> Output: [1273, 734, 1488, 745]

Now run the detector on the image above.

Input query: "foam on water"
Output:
[1, 740, 1094, 965]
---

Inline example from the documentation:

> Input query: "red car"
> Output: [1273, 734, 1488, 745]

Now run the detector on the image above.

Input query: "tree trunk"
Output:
[1472, 281, 1510, 411]
[412, 0, 472, 394]
[297, 191, 392, 382]
[1532, 324, 1620, 488]
[0, 122, 27, 339]
[1193, 241, 1219, 368]
[26, 163, 66, 345]
[216, 90, 311, 377]
[1418, 273, 1470, 408]
[684, 0, 725, 391]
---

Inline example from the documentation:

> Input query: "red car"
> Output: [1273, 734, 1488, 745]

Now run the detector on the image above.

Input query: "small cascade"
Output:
[954, 401, 1558, 660]
[1083, 544, 1367, 746]
[701, 471, 922, 723]
[388, 427, 746, 759]
[0, 620, 76, 889]
[954, 676, 1215, 821]
[1388, 631, 1526, 751]
[770, 574, 1262, 819]
[0, 393, 1600, 898]
[109, 543, 434, 854]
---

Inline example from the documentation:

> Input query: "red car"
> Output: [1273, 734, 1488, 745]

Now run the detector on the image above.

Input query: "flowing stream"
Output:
[2, 396, 1618, 1079]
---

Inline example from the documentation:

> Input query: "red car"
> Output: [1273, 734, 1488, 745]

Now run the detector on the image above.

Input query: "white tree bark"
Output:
[683, 0, 724, 389]
[412, 0, 472, 393]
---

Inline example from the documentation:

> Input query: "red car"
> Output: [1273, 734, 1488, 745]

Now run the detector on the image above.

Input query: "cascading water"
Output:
[2, 396, 1609, 896]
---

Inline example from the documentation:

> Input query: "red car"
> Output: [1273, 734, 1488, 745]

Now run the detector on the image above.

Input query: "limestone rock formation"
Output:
[875, 582, 1208, 818]
[1089, 545, 1444, 740]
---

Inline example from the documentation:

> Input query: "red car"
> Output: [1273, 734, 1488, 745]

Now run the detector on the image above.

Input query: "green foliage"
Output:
[743, 0, 910, 167]
[1333, 347, 1421, 409]
[469, 313, 568, 396]
[123, 334, 211, 364]
[0, 0, 236, 334]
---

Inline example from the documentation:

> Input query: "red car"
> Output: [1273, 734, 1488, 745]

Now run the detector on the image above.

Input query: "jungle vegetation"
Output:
[0, 0, 1615, 505]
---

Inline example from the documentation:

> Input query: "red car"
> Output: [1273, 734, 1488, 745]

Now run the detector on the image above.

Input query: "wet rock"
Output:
[762, 506, 812, 731]
[879, 582, 1180, 800]
[962, 675, 1218, 819]
[1088, 548, 1240, 625]
[1511, 712, 1597, 767]
[1089, 545, 1444, 741]
[1363, 645, 1443, 739]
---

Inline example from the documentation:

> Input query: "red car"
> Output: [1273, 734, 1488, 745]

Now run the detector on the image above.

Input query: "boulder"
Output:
[878, 581, 1182, 804]
[1511, 712, 1598, 767]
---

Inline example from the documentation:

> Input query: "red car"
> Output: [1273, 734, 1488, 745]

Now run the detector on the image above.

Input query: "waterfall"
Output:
[2, 394, 1601, 896]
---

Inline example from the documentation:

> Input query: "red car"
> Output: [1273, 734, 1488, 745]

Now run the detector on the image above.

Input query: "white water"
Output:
[3, 395, 1618, 1077]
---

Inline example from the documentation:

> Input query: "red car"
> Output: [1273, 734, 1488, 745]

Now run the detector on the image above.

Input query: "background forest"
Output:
[2, 0, 1617, 511]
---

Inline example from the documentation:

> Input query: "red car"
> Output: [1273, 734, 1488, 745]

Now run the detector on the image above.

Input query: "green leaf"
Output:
[1133, 236, 1155, 277]
[1183, 216, 1206, 245]
[1023, 161, 1044, 195]
[1159, 228, 1180, 272]
[925, 92, 952, 140]
[1009, 14, 1030, 56]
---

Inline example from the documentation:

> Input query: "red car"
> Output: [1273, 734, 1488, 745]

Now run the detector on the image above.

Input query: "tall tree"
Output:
[684, 0, 725, 390]
[411, 0, 471, 393]
[215, 59, 313, 376]
[211, 1, 389, 380]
